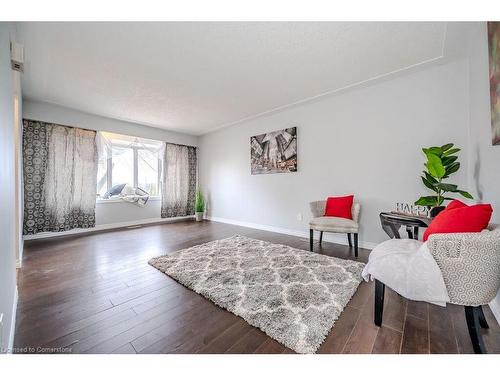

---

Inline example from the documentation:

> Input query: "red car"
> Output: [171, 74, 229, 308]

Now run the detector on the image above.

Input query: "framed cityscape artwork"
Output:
[250, 127, 297, 174]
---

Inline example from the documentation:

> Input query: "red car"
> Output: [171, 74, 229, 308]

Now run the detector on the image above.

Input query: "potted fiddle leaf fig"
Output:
[195, 190, 205, 222]
[415, 143, 473, 217]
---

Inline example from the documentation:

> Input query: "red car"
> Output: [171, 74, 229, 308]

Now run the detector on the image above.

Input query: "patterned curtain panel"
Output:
[23, 119, 98, 235]
[161, 143, 197, 218]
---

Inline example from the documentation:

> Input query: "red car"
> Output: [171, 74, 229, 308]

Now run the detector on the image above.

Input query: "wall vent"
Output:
[10, 42, 24, 73]
[11, 61, 23, 72]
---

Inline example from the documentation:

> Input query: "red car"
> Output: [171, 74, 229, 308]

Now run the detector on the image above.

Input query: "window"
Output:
[96, 158, 108, 197]
[138, 148, 160, 196]
[97, 132, 162, 198]
[112, 147, 134, 186]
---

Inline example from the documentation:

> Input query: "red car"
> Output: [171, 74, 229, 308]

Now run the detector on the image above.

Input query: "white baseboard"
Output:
[489, 297, 500, 325]
[7, 287, 18, 354]
[207, 216, 378, 250]
[16, 238, 23, 269]
[23, 215, 195, 241]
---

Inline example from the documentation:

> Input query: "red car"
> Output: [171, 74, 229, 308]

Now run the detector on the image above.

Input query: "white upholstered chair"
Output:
[373, 224, 500, 354]
[309, 200, 361, 257]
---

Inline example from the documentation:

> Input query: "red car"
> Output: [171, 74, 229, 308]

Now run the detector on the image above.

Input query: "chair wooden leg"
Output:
[309, 229, 314, 252]
[354, 233, 359, 257]
[464, 306, 487, 354]
[347, 233, 352, 248]
[478, 305, 489, 329]
[374, 279, 385, 326]
[319, 231, 323, 246]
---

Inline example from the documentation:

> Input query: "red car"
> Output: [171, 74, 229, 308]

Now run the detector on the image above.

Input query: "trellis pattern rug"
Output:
[149, 235, 365, 353]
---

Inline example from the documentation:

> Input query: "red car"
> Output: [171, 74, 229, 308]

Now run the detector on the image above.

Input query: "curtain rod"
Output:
[22, 118, 198, 149]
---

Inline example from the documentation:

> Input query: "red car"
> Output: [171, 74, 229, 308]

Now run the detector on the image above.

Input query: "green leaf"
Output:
[441, 143, 454, 151]
[434, 182, 458, 192]
[421, 176, 438, 192]
[443, 148, 460, 156]
[442, 155, 458, 166]
[195, 190, 205, 212]
[424, 171, 438, 184]
[443, 162, 460, 177]
[415, 196, 439, 207]
[428, 146, 443, 156]
[426, 153, 446, 178]
[457, 190, 473, 199]
[423, 147, 443, 157]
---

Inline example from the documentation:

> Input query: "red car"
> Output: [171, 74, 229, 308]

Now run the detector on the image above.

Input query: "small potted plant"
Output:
[195, 190, 205, 222]
[415, 143, 473, 217]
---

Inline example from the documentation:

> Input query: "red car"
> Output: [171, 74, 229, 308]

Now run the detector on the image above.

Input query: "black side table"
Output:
[379, 212, 432, 240]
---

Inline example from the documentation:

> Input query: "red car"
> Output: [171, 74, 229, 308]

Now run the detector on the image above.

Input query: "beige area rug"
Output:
[149, 235, 365, 353]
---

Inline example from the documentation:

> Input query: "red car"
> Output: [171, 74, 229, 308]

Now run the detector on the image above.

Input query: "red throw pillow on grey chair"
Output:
[423, 202, 492, 241]
[444, 199, 468, 211]
[324, 195, 354, 219]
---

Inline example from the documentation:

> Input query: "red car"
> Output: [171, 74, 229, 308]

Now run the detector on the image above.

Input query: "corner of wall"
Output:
[0, 21, 20, 354]
[7, 287, 18, 353]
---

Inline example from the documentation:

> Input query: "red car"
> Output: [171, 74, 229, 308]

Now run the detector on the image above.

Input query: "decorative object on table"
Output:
[488, 22, 500, 145]
[414, 143, 473, 217]
[250, 127, 297, 174]
[379, 212, 431, 240]
[149, 235, 365, 354]
[422, 200, 493, 241]
[309, 198, 360, 256]
[102, 183, 150, 206]
[395, 202, 430, 217]
[194, 189, 205, 222]
[365, 224, 500, 354]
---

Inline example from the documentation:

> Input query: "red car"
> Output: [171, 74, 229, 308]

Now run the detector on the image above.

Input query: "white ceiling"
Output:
[17, 22, 447, 135]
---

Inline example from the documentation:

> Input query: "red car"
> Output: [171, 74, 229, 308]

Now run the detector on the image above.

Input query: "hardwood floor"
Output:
[14, 220, 500, 354]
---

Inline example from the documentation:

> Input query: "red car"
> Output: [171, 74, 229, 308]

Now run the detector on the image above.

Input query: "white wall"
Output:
[23, 99, 198, 147]
[199, 59, 471, 247]
[461, 24, 500, 222]
[95, 199, 161, 226]
[22, 100, 198, 227]
[455, 22, 500, 323]
[0, 23, 19, 353]
[13, 67, 23, 267]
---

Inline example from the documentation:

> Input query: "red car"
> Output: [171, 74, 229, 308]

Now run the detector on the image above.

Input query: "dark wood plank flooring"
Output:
[14, 220, 500, 354]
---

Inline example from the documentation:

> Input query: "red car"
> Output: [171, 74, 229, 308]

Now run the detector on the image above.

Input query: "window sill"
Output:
[96, 196, 161, 204]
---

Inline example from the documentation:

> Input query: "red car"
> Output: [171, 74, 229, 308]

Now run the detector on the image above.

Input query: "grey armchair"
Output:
[374, 224, 500, 353]
[309, 200, 361, 257]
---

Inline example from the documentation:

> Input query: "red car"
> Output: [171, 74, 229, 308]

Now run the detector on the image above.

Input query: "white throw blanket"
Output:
[361, 239, 450, 306]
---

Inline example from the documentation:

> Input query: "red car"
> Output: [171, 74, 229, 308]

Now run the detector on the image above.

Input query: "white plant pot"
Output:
[195, 212, 204, 222]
